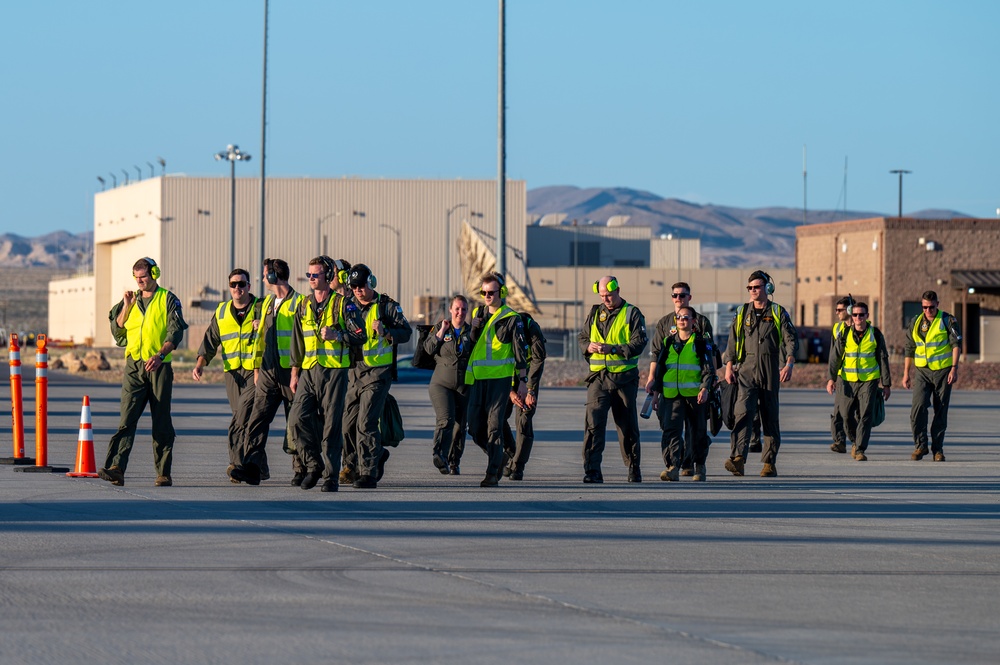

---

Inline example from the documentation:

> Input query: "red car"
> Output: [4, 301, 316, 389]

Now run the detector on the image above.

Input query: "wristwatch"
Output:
[158, 353, 165, 361]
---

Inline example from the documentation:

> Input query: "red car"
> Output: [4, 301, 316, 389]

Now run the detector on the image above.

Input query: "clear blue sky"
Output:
[2, 0, 998, 236]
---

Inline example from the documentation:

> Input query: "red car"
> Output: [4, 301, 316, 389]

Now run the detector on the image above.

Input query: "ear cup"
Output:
[368, 273, 377, 289]
[321, 256, 336, 282]
[765, 272, 775, 295]
[608, 277, 619, 292]
[265, 259, 277, 285]
[144, 257, 161, 280]
[500, 284, 507, 299]
[592, 281, 600, 294]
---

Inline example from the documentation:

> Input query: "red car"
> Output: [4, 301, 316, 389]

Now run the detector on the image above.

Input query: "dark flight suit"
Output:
[466, 304, 529, 481]
[578, 301, 648, 479]
[105, 290, 187, 477]
[239, 290, 303, 477]
[829, 324, 891, 455]
[649, 308, 718, 470]
[425, 320, 473, 471]
[904, 311, 962, 456]
[503, 314, 547, 476]
[342, 293, 412, 483]
[289, 293, 365, 483]
[652, 333, 715, 470]
[723, 301, 797, 465]
[196, 296, 265, 475]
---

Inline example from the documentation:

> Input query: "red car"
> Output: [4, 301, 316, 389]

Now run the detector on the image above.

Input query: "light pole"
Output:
[380, 224, 402, 300]
[444, 203, 468, 297]
[890, 169, 911, 218]
[317, 212, 341, 255]
[215, 144, 252, 271]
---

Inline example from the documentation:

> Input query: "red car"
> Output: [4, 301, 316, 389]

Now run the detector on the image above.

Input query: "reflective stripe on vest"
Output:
[912, 311, 953, 370]
[733, 303, 784, 363]
[465, 305, 518, 384]
[302, 295, 350, 369]
[124, 288, 171, 362]
[215, 299, 260, 371]
[589, 305, 637, 372]
[842, 326, 880, 382]
[661, 335, 702, 398]
[254, 293, 302, 369]
[361, 299, 393, 367]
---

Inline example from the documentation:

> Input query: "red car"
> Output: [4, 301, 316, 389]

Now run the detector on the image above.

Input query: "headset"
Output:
[264, 258, 278, 285]
[592, 276, 620, 294]
[142, 257, 161, 280]
[749, 270, 774, 296]
[333, 258, 351, 286]
[491, 271, 508, 299]
[317, 256, 337, 283]
[349, 264, 377, 289]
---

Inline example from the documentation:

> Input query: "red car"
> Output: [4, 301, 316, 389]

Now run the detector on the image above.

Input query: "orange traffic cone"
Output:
[67, 396, 99, 478]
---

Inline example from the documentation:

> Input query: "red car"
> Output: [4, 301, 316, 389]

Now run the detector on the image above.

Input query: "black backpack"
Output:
[411, 324, 437, 370]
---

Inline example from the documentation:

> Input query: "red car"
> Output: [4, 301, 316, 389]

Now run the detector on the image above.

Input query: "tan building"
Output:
[50, 176, 527, 348]
[795, 217, 1000, 360]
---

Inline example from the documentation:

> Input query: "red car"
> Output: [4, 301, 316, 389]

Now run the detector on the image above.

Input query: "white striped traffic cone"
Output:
[67, 396, 98, 478]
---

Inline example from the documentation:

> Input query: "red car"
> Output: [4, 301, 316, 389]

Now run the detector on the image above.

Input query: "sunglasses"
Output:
[835, 308, 846, 312]
[676, 315, 692, 321]
[671, 292, 690, 299]
[480, 289, 499, 297]
[851, 313, 867, 318]
[747, 284, 764, 291]
[922, 305, 937, 310]
[229, 281, 248, 289]
[305, 272, 323, 279]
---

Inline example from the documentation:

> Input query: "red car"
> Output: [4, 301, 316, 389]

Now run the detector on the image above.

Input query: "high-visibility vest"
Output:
[912, 311, 953, 370]
[301, 294, 351, 369]
[254, 292, 303, 369]
[124, 288, 171, 362]
[589, 305, 637, 372]
[214, 298, 261, 371]
[465, 305, 518, 384]
[662, 335, 702, 398]
[842, 326, 880, 383]
[833, 321, 847, 378]
[732, 303, 785, 363]
[360, 297, 394, 368]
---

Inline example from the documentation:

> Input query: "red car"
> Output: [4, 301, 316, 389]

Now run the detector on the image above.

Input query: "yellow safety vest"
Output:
[301, 294, 351, 369]
[124, 288, 171, 362]
[361, 298, 394, 368]
[833, 321, 847, 379]
[662, 335, 702, 398]
[912, 311, 953, 370]
[465, 305, 518, 384]
[842, 326, 880, 383]
[732, 303, 784, 363]
[254, 293, 303, 369]
[589, 305, 637, 372]
[214, 298, 261, 371]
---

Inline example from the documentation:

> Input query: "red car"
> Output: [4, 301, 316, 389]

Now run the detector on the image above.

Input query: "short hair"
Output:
[229, 268, 250, 282]
[451, 294, 469, 307]
[836, 296, 853, 307]
[132, 258, 155, 275]
[308, 256, 327, 269]
[676, 305, 694, 317]
[748, 270, 769, 285]
[921, 290, 938, 302]
[671, 282, 691, 293]
[264, 258, 290, 281]
[852, 301, 869, 314]
[481, 272, 502, 288]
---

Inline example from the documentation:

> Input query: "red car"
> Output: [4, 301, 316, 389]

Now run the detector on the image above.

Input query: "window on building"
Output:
[901, 301, 922, 329]
[569, 241, 600, 266]
[813, 303, 819, 327]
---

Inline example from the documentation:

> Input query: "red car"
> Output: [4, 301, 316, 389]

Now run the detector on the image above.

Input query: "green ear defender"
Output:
[144, 257, 161, 279]
[592, 276, 619, 294]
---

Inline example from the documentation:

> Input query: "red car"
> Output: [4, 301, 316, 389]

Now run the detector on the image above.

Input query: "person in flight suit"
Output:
[722, 270, 797, 478]
[341, 264, 412, 489]
[425, 295, 473, 475]
[827, 301, 891, 461]
[286, 256, 365, 492]
[192, 268, 265, 483]
[502, 311, 547, 481]
[578, 275, 648, 484]
[465, 272, 529, 487]
[829, 295, 856, 455]
[645, 281, 718, 476]
[650, 305, 715, 481]
[232, 258, 304, 485]
[99, 257, 188, 487]
[901, 290, 962, 462]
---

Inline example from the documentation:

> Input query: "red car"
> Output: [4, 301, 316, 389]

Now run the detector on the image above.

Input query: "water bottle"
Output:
[640, 393, 655, 419]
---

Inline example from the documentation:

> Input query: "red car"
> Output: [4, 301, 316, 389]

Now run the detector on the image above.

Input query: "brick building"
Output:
[795, 217, 1000, 360]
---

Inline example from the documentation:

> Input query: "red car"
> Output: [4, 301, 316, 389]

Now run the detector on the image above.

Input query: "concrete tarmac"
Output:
[2, 366, 999, 664]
